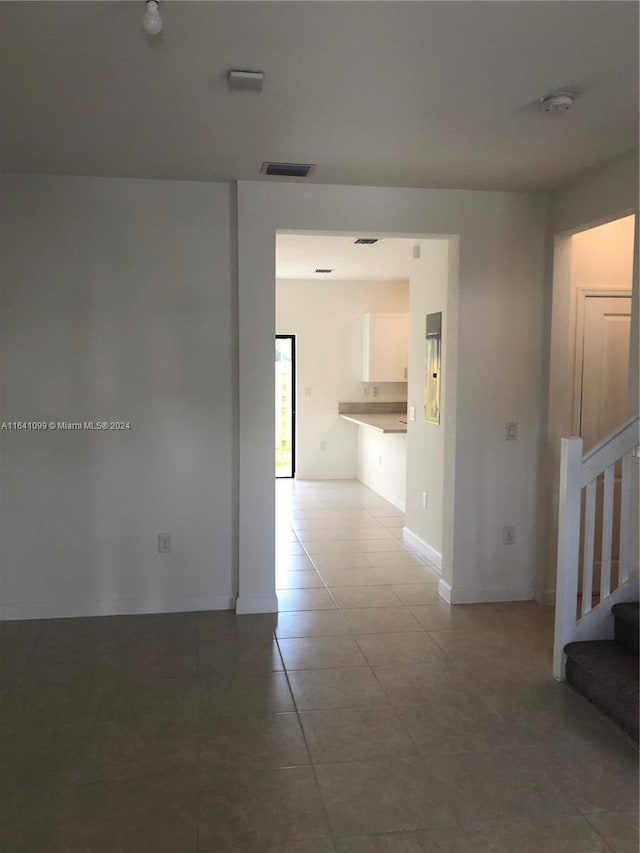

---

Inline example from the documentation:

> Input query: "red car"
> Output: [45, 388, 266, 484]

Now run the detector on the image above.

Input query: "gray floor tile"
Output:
[288, 667, 390, 710]
[373, 662, 473, 706]
[0, 619, 40, 688]
[199, 635, 283, 674]
[279, 636, 368, 670]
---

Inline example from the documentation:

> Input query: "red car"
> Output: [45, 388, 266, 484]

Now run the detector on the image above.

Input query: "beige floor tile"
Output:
[276, 555, 316, 572]
[198, 671, 295, 716]
[299, 706, 416, 763]
[373, 662, 478, 706]
[407, 604, 480, 632]
[317, 568, 384, 587]
[288, 667, 390, 710]
[374, 565, 440, 584]
[311, 553, 372, 571]
[355, 632, 446, 666]
[482, 683, 626, 747]
[198, 764, 330, 851]
[279, 636, 368, 670]
[276, 610, 351, 638]
[348, 540, 408, 553]
[339, 528, 397, 540]
[335, 828, 473, 851]
[426, 749, 576, 825]
[365, 551, 427, 566]
[298, 530, 349, 545]
[277, 589, 337, 611]
[292, 518, 341, 531]
[198, 712, 310, 770]
[315, 757, 459, 836]
[394, 693, 520, 756]
[584, 810, 640, 853]
[528, 740, 640, 814]
[328, 586, 404, 609]
[277, 570, 326, 590]
[466, 814, 613, 852]
[389, 584, 441, 606]
[342, 608, 423, 634]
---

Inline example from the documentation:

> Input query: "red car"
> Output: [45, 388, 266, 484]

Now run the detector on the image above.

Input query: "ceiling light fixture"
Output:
[539, 91, 575, 113]
[143, 0, 162, 35]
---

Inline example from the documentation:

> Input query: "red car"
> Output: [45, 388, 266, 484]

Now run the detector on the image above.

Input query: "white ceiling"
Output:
[276, 234, 415, 280]
[0, 1, 638, 191]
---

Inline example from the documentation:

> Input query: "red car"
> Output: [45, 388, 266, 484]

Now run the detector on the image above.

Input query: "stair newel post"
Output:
[553, 436, 584, 681]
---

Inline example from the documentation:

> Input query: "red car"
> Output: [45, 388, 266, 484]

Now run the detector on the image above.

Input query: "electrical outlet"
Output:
[305, 386, 312, 397]
[378, 454, 383, 466]
[503, 526, 516, 545]
[422, 491, 428, 509]
[372, 386, 379, 397]
[320, 440, 327, 451]
[505, 422, 518, 440]
[158, 533, 172, 554]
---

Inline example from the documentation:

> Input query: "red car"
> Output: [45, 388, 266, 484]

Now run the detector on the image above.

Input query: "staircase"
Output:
[564, 602, 639, 742]
[553, 414, 639, 740]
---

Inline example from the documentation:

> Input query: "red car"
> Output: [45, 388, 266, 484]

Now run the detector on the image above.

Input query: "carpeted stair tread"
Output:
[612, 602, 639, 655]
[564, 640, 639, 741]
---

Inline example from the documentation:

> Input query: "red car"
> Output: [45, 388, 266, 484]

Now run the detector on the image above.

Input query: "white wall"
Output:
[541, 152, 639, 603]
[238, 181, 547, 610]
[276, 278, 408, 479]
[404, 239, 450, 566]
[0, 174, 236, 619]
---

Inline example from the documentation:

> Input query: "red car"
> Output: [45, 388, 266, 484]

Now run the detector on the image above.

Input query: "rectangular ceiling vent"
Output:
[261, 162, 316, 178]
[314, 268, 334, 274]
[354, 238, 379, 244]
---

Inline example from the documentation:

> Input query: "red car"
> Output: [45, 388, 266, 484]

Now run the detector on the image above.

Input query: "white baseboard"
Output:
[438, 579, 452, 603]
[447, 586, 535, 605]
[386, 495, 406, 513]
[402, 527, 442, 572]
[235, 594, 279, 614]
[0, 594, 236, 622]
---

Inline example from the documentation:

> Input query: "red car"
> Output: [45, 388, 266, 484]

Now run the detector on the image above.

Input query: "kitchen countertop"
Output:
[340, 413, 408, 433]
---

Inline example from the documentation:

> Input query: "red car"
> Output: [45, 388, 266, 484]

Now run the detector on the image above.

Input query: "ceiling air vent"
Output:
[354, 238, 379, 244]
[261, 162, 316, 178]
[315, 269, 334, 274]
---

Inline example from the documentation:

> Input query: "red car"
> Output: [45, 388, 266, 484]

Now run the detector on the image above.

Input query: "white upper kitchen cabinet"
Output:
[362, 313, 409, 382]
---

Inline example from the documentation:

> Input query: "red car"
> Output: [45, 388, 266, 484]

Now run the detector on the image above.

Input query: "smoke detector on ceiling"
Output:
[539, 91, 576, 113]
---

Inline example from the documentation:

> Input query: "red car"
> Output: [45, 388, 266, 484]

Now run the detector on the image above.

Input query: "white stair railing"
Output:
[553, 414, 640, 681]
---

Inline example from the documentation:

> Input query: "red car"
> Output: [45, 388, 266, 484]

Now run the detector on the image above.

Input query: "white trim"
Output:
[235, 594, 279, 614]
[0, 594, 236, 622]
[448, 586, 535, 604]
[386, 495, 406, 513]
[402, 527, 442, 571]
[438, 579, 452, 603]
[571, 288, 632, 436]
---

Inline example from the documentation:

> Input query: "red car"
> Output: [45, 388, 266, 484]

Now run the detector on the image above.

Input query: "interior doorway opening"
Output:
[275, 334, 296, 478]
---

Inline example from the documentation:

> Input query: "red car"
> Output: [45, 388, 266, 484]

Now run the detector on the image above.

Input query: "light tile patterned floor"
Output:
[0, 479, 637, 852]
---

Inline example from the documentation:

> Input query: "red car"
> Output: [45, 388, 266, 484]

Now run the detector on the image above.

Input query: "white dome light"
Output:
[539, 91, 575, 113]
[143, 0, 162, 35]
